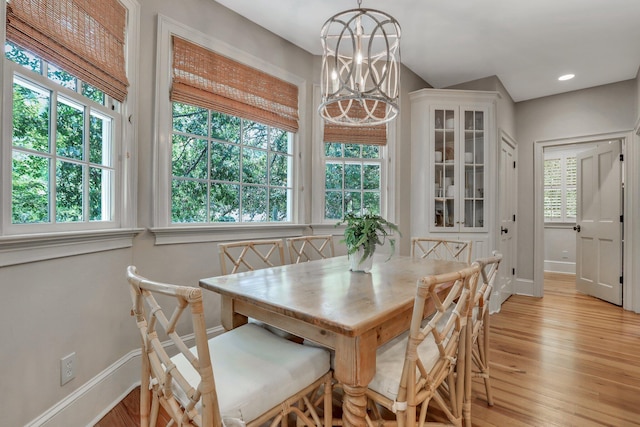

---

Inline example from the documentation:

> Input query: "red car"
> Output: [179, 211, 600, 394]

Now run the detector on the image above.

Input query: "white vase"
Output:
[349, 247, 373, 273]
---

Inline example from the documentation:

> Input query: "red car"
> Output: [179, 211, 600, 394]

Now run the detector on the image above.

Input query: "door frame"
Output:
[533, 131, 637, 311]
[491, 130, 517, 313]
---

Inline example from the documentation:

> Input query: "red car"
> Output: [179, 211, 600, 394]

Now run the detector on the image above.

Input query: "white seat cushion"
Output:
[170, 323, 330, 423]
[370, 307, 455, 401]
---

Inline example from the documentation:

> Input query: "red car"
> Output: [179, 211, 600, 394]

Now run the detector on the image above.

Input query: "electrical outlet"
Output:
[60, 352, 76, 385]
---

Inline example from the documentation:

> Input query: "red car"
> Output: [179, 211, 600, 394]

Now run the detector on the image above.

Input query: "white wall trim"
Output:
[514, 277, 535, 296]
[533, 131, 635, 305]
[25, 326, 224, 427]
[544, 260, 576, 274]
[0, 228, 143, 267]
[150, 224, 308, 245]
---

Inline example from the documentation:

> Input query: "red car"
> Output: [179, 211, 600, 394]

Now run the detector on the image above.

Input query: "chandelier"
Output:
[319, 0, 401, 126]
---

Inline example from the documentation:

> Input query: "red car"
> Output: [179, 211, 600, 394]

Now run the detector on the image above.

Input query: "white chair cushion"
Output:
[170, 323, 330, 424]
[370, 307, 455, 401]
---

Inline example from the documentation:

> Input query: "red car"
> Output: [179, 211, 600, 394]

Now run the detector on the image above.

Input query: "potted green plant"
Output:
[337, 213, 401, 272]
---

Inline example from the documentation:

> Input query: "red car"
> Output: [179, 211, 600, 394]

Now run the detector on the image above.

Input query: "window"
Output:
[323, 142, 382, 219]
[172, 102, 292, 223]
[153, 24, 304, 233]
[5, 42, 120, 231]
[544, 152, 576, 222]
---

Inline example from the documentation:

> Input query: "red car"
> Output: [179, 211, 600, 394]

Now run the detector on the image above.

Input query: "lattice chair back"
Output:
[127, 266, 334, 427]
[287, 235, 335, 264]
[218, 239, 286, 275]
[411, 237, 473, 264]
[127, 266, 219, 427]
[365, 263, 481, 427]
[466, 252, 502, 412]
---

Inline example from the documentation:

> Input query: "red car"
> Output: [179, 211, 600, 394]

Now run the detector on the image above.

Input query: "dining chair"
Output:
[126, 266, 333, 427]
[363, 263, 481, 427]
[463, 253, 502, 424]
[218, 238, 306, 342]
[411, 237, 473, 264]
[218, 238, 286, 275]
[287, 235, 335, 264]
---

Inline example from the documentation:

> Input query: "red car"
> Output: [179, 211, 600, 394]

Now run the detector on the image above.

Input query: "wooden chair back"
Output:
[287, 235, 335, 264]
[364, 264, 480, 427]
[474, 253, 502, 329]
[395, 263, 480, 427]
[126, 266, 220, 427]
[411, 237, 473, 263]
[466, 252, 502, 411]
[218, 239, 286, 275]
[127, 266, 334, 427]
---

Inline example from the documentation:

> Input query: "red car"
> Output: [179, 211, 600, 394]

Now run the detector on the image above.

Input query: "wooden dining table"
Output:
[199, 254, 468, 427]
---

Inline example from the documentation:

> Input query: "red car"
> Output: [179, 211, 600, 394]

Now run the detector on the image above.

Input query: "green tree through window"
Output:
[172, 103, 293, 223]
[324, 143, 381, 220]
[6, 42, 116, 226]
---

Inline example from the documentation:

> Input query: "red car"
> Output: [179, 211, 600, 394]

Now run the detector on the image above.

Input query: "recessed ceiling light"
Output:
[558, 74, 575, 81]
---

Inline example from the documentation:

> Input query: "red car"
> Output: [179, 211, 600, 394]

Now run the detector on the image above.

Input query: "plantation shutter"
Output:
[565, 157, 577, 220]
[544, 158, 562, 221]
[6, 0, 129, 102]
[171, 36, 299, 133]
[322, 103, 387, 145]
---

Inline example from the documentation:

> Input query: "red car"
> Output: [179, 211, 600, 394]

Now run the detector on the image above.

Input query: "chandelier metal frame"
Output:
[319, 2, 401, 126]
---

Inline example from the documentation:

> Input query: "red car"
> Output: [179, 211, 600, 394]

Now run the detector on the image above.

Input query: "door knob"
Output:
[501, 226, 508, 234]
[573, 225, 581, 232]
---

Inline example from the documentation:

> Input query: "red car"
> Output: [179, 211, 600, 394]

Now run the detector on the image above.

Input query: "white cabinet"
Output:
[410, 89, 499, 258]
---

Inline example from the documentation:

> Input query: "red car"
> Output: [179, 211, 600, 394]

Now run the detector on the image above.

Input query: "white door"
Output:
[575, 141, 622, 305]
[495, 137, 516, 309]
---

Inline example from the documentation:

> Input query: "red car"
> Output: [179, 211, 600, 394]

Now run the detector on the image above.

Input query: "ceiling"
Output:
[214, 0, 640, 102]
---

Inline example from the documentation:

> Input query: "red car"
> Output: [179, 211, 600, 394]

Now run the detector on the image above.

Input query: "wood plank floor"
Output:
[96, 272, 640, 426]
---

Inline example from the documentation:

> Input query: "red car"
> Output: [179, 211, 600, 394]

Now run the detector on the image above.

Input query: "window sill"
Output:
[0, 228, 144, 267]
[150, 224, 310, 245]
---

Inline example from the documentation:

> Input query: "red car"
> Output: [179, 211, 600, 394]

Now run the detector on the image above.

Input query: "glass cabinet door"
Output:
[431, 106, 486, 232]
[433, 108, 456, 229]
[462, 109, 485, 230]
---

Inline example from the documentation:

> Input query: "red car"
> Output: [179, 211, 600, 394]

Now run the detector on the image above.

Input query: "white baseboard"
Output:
[26, 326, 224, 427]
[544, 260, 576, 274]
[514, 277, 535, 296]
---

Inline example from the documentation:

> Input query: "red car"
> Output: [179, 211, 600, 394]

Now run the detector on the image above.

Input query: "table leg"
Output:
[341, 384, 368, 427]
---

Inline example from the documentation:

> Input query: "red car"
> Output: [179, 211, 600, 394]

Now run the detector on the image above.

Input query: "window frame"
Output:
[543, 149, 577, 223]
[310, 85, 396, 228]
[170, 105, 294, 224]
[0, 0, 140, 265]
[152, 15, 308, 243]
[4, 59, 122, 233]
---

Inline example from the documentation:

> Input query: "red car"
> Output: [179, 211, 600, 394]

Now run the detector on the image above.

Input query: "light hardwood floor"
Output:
[97, 272, 640, 426]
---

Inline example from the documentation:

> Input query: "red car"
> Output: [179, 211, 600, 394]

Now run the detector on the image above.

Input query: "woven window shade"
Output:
[171, 36, 299, 133]
[6, 0, 129, 102]
[322, 103, 387, 145]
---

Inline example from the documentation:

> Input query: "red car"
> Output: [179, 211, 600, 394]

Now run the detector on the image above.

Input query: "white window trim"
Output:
[0, 0, 140, 266]
[310, 84, 397, 227]
[151, 15, 307, 244]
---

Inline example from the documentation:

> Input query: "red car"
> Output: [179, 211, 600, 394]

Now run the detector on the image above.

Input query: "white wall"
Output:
[397, 68, 434, 255]
[544, 226, 576, 273]
[515, 80, 637, 283]
[446, 75, 517, 139]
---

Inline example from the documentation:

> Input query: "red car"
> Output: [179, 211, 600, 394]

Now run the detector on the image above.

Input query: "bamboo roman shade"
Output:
[322, 103, 387, 145]
[171, 36, 299, 133]
[6, 0, 129, 102]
